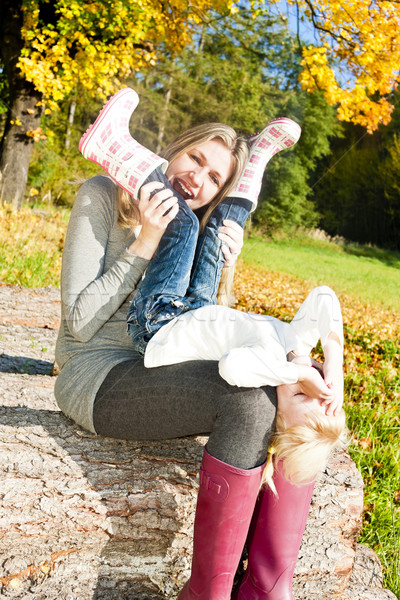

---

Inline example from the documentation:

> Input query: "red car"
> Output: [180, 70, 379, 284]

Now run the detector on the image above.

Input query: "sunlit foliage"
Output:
[17, 0, 237, 108]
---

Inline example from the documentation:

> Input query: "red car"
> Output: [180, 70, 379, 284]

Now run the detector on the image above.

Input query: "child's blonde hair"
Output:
[263, 411, 347, 494]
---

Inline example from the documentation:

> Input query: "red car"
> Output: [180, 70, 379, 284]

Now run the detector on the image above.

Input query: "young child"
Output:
[144, 285, 344, 409]
[79, 87, 302, 352]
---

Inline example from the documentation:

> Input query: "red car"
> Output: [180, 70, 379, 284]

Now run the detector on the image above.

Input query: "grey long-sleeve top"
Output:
[55, 176, 149, 432]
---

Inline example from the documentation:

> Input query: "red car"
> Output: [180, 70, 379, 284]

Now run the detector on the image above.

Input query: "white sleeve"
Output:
[289, 286, 344, 355]
[218, 343, 298, 388]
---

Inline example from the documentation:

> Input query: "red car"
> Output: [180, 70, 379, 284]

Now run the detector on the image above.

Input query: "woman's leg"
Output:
[232, 466, 315, 600]
[93, 358, 277, 600]
[93, 358, 276, 469]
[178, 449, 265, 600]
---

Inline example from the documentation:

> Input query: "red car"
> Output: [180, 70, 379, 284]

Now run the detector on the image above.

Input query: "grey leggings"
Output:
[93, 357, 277, 470]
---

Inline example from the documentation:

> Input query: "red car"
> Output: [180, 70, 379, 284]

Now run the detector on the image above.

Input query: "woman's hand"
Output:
[128, 182, 179, 259]
[218, 219, 244, 266]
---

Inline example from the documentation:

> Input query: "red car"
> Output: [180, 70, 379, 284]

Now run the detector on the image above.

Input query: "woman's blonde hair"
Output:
[116, 122, 249, 233]
[262, 411, 347, 494]
[162, 122, 249, 230]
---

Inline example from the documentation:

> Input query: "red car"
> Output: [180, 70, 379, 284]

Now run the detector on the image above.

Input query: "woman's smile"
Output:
[172, 177, 194, 201]
[166, 139, 234, 210]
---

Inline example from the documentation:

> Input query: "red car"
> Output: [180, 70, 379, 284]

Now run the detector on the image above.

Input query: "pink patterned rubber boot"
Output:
[233, 118, 301, 211]
[79, 87, 167, 199]
[232, 466, 315, 600]
[178, 448, 265, 600]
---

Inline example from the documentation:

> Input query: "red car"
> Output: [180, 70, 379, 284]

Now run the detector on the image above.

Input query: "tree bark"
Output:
[65, 98, 77, 150]
[0, 82, 42, 208]
[0, 0, 43, 208]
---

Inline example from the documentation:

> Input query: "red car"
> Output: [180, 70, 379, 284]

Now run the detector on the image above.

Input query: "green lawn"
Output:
[239, 233, 400, 598]
[242, 234, 400, 311]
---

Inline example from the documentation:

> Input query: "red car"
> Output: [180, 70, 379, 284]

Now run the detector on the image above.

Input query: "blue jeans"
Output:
[127, 167, 252, 354]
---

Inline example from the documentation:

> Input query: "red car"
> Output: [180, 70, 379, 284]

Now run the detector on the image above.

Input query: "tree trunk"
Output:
[0, 0, 43, 209]
[65, 98, 77, 150]
[156, 76, 173, 154]
[0, 82, 42, 208]
[0, 284, 397, 600]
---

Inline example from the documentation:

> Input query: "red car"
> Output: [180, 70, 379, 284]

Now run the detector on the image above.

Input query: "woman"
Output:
[55, 88, 338, 600]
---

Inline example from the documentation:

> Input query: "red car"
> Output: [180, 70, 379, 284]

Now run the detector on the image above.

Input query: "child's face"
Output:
[277, 382, 343, 428]
[165, 139, 234, 211]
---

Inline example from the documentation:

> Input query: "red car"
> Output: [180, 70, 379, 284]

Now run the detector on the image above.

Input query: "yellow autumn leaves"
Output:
[16, 0, 400, 131]
[291, 0, 400, 131]
[17, 0, 236, 109]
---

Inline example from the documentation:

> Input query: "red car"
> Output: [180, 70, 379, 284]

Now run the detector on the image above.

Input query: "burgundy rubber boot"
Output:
[232, 467, 315, 600]
[178, 448, 265, 600]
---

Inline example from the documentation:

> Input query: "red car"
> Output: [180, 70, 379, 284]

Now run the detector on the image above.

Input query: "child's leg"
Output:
[79, 89, 201, 352]
[79, 87, 167, 199]
[186, 197, 252, 304]
[186, 118, 302, 304]
[126, 167, 201, 354]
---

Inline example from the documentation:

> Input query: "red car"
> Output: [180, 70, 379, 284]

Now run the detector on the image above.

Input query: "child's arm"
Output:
[289, 286, 344, 415]
[289, 334, 343, 415]
[321, 332, 344, 415]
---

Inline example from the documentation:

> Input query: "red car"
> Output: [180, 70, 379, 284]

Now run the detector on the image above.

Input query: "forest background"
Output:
[0, 0, 399, 598]
[1, 0, 400, 249]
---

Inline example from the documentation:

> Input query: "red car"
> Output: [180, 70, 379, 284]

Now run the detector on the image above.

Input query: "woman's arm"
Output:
[218, 219, 244, 267]
[62, 178, 178, 342]
[61, 178, 149, 342]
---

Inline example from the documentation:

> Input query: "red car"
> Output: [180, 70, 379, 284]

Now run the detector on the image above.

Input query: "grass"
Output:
[0, 203, 69, 287]
[235, 238, 400, 598]
[241, 233, 400, 312]
[344, 329, 400, 596]
[1, 204, 399, 597]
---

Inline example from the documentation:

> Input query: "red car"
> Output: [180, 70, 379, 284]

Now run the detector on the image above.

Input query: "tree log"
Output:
[0, 285, 396, 600]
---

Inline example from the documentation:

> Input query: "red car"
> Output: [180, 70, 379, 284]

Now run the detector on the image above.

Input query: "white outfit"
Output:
[145, 286, 343, 388]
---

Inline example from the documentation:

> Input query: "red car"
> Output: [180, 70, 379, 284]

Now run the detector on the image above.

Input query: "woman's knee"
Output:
[209, 386, 277, 469]
[233, 386, 276, 428]
[216, 385, 277, 442]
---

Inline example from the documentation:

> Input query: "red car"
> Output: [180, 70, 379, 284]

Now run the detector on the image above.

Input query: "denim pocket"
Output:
[126, 321, 148, 355]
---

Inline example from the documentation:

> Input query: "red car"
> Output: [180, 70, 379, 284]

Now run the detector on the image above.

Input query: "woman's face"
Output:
[277, 382, 343, 428]
[165, 139, 234, 211]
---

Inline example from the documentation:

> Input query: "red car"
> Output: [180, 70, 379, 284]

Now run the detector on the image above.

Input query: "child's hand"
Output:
[322, 361, 344, 416]
[322, 333, 344, 416]
[296, 364, 334, 402]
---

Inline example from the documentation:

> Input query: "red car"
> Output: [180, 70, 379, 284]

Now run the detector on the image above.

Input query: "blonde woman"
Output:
[55, 87, 343, 600]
